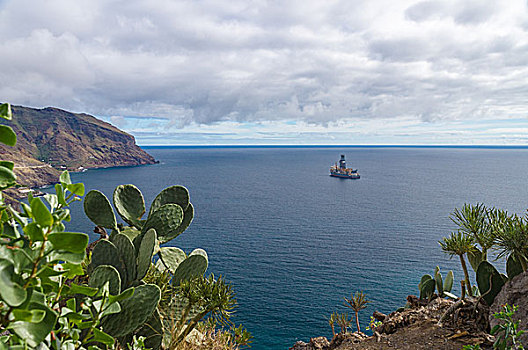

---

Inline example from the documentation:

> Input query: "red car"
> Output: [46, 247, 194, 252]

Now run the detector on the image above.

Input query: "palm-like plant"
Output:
[493, 214, 528, 272]
[336, 312, 352, 334]
[439, 231, 475, 291]
[451, 203, 494, 258]
[327, 311, 338, 337]
[344, 291, 370, 333]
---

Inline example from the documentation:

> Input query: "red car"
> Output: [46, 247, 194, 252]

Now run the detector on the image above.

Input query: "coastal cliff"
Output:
[0, 105, 156, 195]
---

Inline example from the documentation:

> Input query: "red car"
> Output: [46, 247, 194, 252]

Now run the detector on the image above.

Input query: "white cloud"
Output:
[0, 0, 527, 144]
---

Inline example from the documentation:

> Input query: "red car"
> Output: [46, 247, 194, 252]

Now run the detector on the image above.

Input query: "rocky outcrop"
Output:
[0, 105, 157, 196]
[490, 271, 528, 345]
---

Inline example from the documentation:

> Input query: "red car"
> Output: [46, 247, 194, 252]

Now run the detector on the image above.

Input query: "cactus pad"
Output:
[101, 284, 161, 337]
[506, 254, 523, 280]
[141, 204, 184, 243]
[159, 247, 186, 274]
[476, 261, 505, 306]
[166, 203, 194, 244]
[90, 239, 127, 289]
[137, 228, 156, 280]
[112, 233, 137, 285]
[89, 265, 121, 295]
[444, 270, 454, 292]
[84, 190, 117, 229]
[113, 184, 145, 228]
[434, 270, 443, 296]
[172, 249, 208, 286]
[148, 185, 189, 217]
[418, 274, 434, 300]
[467, 248, 484, 273]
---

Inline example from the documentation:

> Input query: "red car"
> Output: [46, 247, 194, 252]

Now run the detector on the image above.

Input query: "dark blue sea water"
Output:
[64, 147, 528, 349]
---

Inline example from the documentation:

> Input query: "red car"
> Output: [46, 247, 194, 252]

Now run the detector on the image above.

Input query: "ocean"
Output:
[65, 146, 528, 349]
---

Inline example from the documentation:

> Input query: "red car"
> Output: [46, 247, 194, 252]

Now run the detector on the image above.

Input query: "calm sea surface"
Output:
[65, 147, 528, 349]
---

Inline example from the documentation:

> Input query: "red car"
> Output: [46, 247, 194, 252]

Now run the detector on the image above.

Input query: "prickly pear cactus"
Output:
[159, 247, 187, 274]
[444, 270, 454, 293]
[101, 284, 161, 337]
[113, 184, 146, 228]
[419, 274, 435, 300]
[137, 228, 156, 280]
[84, 190, 117, 229]
[142, 204, 184, 243]
[112, 233, 137, 284]
[476, 261, 505, 306]
[172, 249, 208, 286]
[506, 254, 523, 280]
[136, 309, 163, 349]
[90, 239, 127, 289]
[89, 265, 121, 295]
[434, 267, 443, 297]
[148, 185, 189, 217]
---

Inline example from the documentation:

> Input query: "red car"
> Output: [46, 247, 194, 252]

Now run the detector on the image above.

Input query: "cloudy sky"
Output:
[1, 0, 527, 145]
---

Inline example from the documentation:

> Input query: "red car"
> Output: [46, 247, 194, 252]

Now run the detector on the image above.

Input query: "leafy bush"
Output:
[0, 103, 249, 349]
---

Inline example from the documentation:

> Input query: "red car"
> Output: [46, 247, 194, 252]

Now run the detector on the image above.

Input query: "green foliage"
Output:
[418, 267, 455, 299]
[476, 261, 505, 306]
[365, 316, 382, 332]
[344, 291, 370, 333]
[0, 107, 246, 349]
[0, 103, 16, 191]
[491, 304, 525, 350]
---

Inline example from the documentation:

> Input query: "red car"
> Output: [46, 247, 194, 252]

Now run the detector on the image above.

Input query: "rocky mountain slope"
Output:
[0, 105, 156, 194]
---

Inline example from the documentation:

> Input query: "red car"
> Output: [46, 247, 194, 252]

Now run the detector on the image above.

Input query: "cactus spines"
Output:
[84, 190, 117, 229]
[148, 185, 189, 217]
[159, 247, 187, 274]
[89, 265, 121, 295]
[476, 261, 505, 306]
[137, 228, 156, 280]
[90, 239, 127, 289]
[141, 204, 184, 243]
[112, 233, 137, 284]
[101, 284, 161, 338]
[172, 249, 208, 286]
[113, 184, 146, 228]
[506, 254, 523, 280]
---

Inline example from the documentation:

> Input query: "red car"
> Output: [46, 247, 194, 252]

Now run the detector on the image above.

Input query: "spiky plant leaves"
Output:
[444, 270, 454, 292]
[112, 233, 137, 284]
[89, 265, 121, 295]
[142, 204, 183, 243]
[476, 261, 505, 306]
[101, 284, 161, 338]
[135, 308, 163, 350]
[172, 249, 208, 286]
[113, 185, 145, 228]
[137, 228, 156, 281]
[506, 254, 523, 280]
[148, 185, 189, 217]
[84, 190, 117, 229]
[90, 239, 127, 289]
[158, 247, 186, 274]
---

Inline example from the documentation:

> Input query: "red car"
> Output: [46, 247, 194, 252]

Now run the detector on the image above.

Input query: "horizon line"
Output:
[140, 144, 528, 149]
